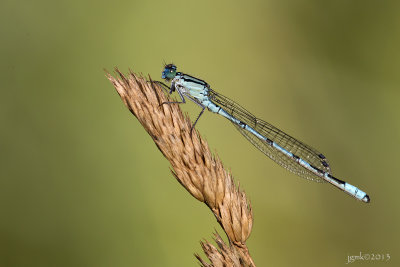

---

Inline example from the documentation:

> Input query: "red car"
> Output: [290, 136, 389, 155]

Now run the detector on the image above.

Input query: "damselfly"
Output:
[155, 64, 370, 203]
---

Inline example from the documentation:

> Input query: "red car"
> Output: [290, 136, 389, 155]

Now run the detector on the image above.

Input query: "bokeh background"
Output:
[1, 0, 399, 266]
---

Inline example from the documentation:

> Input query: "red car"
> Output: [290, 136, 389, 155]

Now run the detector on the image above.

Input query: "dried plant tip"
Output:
[106, 69, 255, 266]
[196, 232, 256, 267]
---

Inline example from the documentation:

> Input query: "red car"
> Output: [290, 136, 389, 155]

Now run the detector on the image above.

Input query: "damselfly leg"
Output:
[151, 80, 170, 94]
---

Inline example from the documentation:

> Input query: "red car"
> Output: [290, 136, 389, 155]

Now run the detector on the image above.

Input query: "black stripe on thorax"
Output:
[180, 73, 208, 86]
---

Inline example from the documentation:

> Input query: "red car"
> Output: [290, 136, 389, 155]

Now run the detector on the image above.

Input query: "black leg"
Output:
[160, 100, 185, 106]
[150, 80, 170, 94]
[160, 85, 186, 106]
[190, 106, 206, 134]
[153, 85, 206, 135]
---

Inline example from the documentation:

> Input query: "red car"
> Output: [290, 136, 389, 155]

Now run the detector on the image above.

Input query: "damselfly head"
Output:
[162, 64, 177, 81]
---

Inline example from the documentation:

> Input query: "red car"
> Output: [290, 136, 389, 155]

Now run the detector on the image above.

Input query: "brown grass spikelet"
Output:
[106, 68, 255, 266]
[195, 232, 255, 267]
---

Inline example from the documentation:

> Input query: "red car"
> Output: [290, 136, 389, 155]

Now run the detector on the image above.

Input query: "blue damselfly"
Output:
[155, 64, 370, 203]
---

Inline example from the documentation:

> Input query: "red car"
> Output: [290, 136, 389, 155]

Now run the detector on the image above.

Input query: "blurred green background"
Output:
[1, 0, 399, 266]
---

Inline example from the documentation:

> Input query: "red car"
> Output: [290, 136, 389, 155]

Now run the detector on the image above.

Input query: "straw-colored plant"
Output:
[107, 69, 255, 266]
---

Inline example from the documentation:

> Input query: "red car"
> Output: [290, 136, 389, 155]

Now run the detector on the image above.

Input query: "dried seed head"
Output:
[107, 69, 255, 266]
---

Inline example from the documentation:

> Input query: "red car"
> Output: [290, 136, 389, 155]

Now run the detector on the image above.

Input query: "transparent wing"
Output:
[208, 89, 330, 182]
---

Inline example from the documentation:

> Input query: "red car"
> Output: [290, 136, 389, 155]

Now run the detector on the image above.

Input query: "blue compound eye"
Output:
[162, 64, 177, 80]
